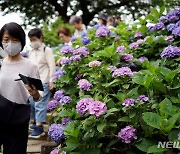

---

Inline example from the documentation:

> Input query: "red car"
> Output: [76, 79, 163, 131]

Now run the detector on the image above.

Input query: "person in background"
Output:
[28, 28, 56, 138]
[56, 27, 72, 66]
[107, 16, 115, 29]
[57, 27, 72, 46]
[69, 16, 87, 38]
[0, 22, 40, 154]
[114, 16, 121, 27]
[94, 13, 107, 29]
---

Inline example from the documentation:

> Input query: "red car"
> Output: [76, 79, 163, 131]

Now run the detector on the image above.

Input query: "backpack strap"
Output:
[43, 46, 47, 53]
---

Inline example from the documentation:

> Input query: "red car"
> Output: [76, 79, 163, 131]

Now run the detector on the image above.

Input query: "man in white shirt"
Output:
[28, 28, 56, 138]
[69, 16, 87, 38]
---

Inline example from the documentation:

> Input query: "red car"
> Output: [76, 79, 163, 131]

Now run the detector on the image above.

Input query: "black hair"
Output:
[28, 28, 43, 39]
[0, 22, 26, 51]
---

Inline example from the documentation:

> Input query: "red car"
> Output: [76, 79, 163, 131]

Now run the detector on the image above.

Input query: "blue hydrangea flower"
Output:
[60, 96, 72, 105]
[81, 37, 90, 45]
[160, 45, 180, 59]
[48, 124, 64, 142]
[172, 27, 180, 36]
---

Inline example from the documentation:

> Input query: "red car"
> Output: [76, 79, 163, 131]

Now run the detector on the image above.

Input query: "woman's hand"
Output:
[49, 82, 54, 90]
[25, 84, 40, 101]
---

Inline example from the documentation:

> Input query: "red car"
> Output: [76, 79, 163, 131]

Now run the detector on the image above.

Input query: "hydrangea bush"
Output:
[48, 7, 180, 154]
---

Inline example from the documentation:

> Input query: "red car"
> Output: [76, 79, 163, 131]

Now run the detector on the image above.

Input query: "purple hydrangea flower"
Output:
[129, 42, 139, 49]
[47, 100, 59, 112]
[75, 74, 82, 80]
[71, 37, 76, 42]
[148, 26, 155, 32]
[94, 24, 105, 29]
[61, 152, 66, 154]
[96, 26, 110, 37]
[137, 95, 149, 102]
[123, 98, 135, 107]
[60, 58, 70, 66]
[122, 53, 134, 62]
[167, 24, 176, 31]
[48, 124, 64, 142]
[168, 15, 179, 22]
[113, 67, 133, 77]
[116, 46, 125, 54]
[175, 21, 180, 28]
[82, 37, 90, 45]
[88, 101, 107, 117]
[78, 79, 93, 91]
[60, 96, 72, 105]
[50, 147, 59, 154]
[54, 90, 65, 101]
[134, 32, 143, 38]
[172, 27, 180, 36]
[54, 68, 66, 79]
[108, 65, 117, 71]
[118, 126, 137, 143]
[76, 98, 94, 114]
[61, 45, 74, 55]
[70, 55, 81, 62]
[138, 56, 148, 63]
[178, 133, 180, 140]
[62, 117, 72, 126]
[88, 60, 102, 67]
[167, 9, 180, 18]
[73, 47, 89, 56]
[165, 35, 174, 42]
[136, 39, 144, 45]
[114, 36, 120, 42]
[160, 45, 180, 59]
[154, 22, 165, 31]
[159, 16, 169, 23]
[20, 51, 28, 58]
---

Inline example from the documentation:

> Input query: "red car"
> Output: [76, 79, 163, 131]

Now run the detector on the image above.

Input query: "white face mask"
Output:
[30, 41, 41, 49]
[2, 42, 22, 56]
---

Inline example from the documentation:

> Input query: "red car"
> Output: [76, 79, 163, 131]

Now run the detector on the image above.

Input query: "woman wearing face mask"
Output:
[28, 28, 56, 138]
[0, 22, 40, 153]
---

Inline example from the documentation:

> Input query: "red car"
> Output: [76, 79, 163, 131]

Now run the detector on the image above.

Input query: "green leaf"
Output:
[164, 113, 180, 132]
[160, 6, 165, 15]
[168, 129, 180, 141]
[159, 98, 173, 116]
[64, 122, 80, 138]
[129, 111, 136, 118]
[118, 116, 131, 122]
[142, 112, 162, 129]
[80, 148, 100, 154]
[127, 87, 138, 97]
[58, 109, 71, 117]
[102, 79, 120, 87]
[122, 84, 130, 89]
[93, 50, 111, 58]
[65, 137, 79, 151]
[151, 8, 160, 18]
[105, 139, 119, 153]
[132, 74, 144, 85]
[147, 145, 168, 153]
[104, 44, 115, 56]
[97, 123, 106, 133]
[144, 74, 153, 88]
[135, 138, 156, 152]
